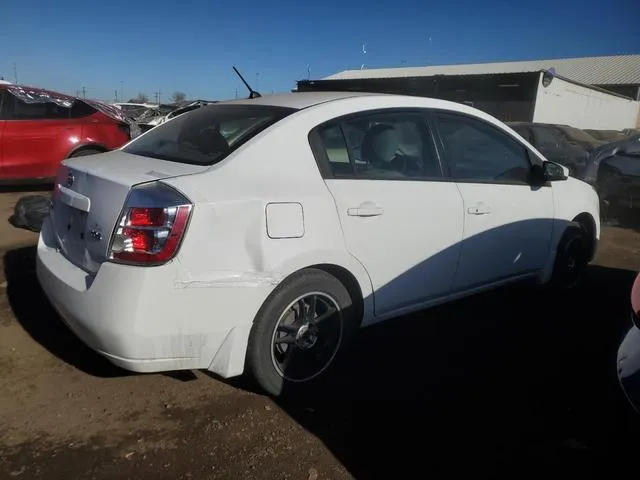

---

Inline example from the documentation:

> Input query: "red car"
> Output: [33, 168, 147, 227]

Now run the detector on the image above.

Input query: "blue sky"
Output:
[1, 0, 638, 102]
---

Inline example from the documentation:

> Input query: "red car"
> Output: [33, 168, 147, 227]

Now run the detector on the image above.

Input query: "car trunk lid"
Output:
[50, 150, 207, 273]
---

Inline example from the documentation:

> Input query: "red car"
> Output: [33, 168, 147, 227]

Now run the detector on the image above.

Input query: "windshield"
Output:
[123, 104, 296, 166]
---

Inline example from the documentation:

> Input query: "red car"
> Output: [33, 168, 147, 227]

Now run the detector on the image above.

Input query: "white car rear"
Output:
[36, 92, 600, 396]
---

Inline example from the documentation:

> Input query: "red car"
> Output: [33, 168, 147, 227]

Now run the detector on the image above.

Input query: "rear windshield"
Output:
[123, 104, 296, 166]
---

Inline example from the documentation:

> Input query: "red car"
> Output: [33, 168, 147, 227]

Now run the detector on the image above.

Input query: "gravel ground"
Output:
[1, 190, 640, 479]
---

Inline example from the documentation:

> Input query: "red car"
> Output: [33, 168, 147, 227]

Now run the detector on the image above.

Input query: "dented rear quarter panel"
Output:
[163, 107, 377, 327]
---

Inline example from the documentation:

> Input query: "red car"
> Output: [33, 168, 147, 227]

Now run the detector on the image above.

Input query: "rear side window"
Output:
[2, 94, 71, 120]
[436, 112, 531, 183]
[69, 101, 97, 118]
[123, 104, 296, 166]
[316, 111, 442, 180]
[318, 125, 352, 176]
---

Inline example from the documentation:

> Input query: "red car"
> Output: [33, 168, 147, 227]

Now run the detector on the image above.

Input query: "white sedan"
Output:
[36, 92, 600, 396]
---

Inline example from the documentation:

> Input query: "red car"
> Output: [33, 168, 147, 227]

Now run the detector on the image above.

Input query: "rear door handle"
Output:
[467, 203, 492, 215]
[347, 203, 384, 217]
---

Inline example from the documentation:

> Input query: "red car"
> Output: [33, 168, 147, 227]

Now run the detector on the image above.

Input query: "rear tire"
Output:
[550, 222, 590, 290]
[69, 148, 104, 158]
[245, 268, 359, 397]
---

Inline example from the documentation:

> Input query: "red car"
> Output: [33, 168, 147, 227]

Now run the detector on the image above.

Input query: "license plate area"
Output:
[52, 201, 89, 255]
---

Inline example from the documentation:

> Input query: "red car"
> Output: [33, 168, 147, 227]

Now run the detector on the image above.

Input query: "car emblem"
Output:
[66, 172, 75, 187]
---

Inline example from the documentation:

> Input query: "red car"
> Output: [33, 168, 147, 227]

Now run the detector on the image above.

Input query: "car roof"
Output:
[0, 83, 75, 100]
[221, 91, 382, 109]
[211, 91, 552, 147]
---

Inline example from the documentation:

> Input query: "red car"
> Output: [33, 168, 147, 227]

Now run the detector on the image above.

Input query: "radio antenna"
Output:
[232, 66, 261, 98]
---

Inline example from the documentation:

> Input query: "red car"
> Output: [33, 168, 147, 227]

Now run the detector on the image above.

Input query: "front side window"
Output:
[123, 104, 296, 166]
[436, 112, 531, 183]
[316, 112, 442, 180]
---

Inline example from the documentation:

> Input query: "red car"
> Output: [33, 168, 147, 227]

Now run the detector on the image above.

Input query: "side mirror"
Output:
[543, 161, 568, 181]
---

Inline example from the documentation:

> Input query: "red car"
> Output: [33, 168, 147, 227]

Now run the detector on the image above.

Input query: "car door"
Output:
[433, 111, 554, 292]
[0, 92, 76, 180]
[310, 110, 464, 318]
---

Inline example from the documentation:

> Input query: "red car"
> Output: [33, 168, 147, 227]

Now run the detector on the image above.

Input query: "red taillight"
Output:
[108, 183, 193, 266]
[129, 207, 166, 227]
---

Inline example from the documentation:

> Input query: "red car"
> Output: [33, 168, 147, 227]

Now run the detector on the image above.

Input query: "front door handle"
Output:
[347, 202, 384, 217]
[467, 203, 492, 215]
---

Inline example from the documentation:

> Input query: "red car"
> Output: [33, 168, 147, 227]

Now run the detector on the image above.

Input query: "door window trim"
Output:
[308, 107, 449, 182]
[431, 109, 544, 186]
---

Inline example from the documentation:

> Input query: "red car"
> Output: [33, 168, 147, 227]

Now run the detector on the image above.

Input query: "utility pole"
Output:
[13, 63, 18, 84]
[235, 88, 238, 99]
[81, 86, 86, 98]
[114, 90, 118, 102]
[120, 81, 124, 102]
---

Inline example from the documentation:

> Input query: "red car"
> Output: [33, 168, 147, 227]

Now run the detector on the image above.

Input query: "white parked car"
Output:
[36, 92, 600, 396]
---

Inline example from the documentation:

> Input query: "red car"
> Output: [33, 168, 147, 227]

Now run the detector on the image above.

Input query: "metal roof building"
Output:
[322, 55, 640, 100]
[296, 55, 640, 129]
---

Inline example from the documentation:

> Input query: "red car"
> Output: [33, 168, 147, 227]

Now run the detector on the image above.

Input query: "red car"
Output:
[0, 84, 137, 183]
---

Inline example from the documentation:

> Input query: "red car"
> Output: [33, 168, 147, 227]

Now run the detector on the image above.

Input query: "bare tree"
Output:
[128, 93, 149, 103]
[171, 91, 186, 103]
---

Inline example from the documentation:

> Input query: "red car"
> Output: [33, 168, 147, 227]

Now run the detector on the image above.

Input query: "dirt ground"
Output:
[1, 190, 640, 479]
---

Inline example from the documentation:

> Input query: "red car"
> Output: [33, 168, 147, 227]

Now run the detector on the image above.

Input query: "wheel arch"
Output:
[572, 212, 598, 261]
[539, 210, 599, 284]
[271, 252, 375, 327]
[307, 263, 365, 323]
[66, 143, 109, 158]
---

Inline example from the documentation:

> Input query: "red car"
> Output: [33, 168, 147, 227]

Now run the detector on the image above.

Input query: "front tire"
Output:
[246, 269, 359, 397]
[550, 222, 590, 290]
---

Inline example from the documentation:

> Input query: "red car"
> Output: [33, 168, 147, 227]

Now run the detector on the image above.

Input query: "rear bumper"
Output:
[36, 216, 271, 377]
